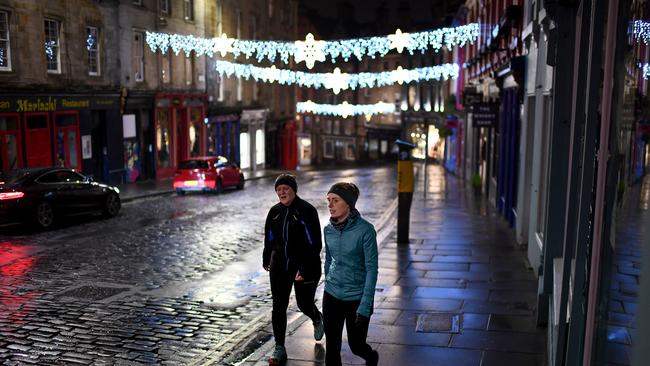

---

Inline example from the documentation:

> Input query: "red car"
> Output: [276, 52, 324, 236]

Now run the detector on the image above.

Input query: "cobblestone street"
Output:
[0, 167, 396, 365]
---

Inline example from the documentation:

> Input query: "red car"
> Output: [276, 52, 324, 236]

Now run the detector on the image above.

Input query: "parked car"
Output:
[173, 156, 244, 195]
[0, 167, 121, 229]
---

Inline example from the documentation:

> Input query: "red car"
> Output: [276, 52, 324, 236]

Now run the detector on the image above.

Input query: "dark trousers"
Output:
[323, 291, 373, 366]
[270, 269, 319, 346]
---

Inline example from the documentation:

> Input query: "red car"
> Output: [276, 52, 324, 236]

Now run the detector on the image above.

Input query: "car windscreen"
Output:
[178, 160, 209, 169]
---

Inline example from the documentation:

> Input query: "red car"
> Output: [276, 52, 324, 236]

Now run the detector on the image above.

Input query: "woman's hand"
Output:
[295, 273, 304, 281]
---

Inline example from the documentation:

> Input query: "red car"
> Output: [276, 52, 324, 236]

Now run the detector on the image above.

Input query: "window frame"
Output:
[86, 26, 100, 76]
[133, 30, 144, 82]
[160, 0, 170, 15]
[0, 10, 11, 71]
[44, 18, 61, 74]
[184, 0, 194, 21]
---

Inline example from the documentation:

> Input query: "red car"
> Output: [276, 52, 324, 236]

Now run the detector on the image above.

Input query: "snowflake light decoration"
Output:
[297, 100, 396, 118]
[388, 29, 411, 53]
[294, 33, 326, 69]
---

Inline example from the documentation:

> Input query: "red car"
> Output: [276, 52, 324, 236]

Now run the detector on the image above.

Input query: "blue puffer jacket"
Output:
[324, 212, 378, 318]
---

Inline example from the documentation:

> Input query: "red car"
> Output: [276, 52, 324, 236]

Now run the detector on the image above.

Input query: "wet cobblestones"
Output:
[0, 167, 395, 364]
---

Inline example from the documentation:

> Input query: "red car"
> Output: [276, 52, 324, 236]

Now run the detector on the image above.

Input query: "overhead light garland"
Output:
[642, 63, 650, 80]
[297, 100, 395, 118]
[145, 23, 480, 67]
[215, 60, 459, 93]
[632, 20, 650, 44]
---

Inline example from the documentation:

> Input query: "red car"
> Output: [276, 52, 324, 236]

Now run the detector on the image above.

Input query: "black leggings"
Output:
[270, 269, 319, 346]
[323, 291, 373, 366]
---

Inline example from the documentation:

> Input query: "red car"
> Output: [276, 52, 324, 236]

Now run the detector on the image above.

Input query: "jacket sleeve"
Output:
[263, 210, 274, 268]
[357, 225, 378, 318]
[324, 229, 331, 279]
[298, 204, 323, 279]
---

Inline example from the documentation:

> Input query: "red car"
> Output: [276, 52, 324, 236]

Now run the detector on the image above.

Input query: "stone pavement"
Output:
[604, 175, 650, 365]
[236, 164, 547, 366]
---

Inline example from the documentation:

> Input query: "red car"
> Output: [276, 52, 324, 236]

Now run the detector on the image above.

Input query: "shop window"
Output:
[369, 138, 378, 160]
[156, 109, 171, 168]
[189, 109, 202, 157]
[240, 132, 250, 169]
[323, 140, 334, 158]
[256, 129, 265, 165]
[54, 112, 80, 169]
[44, 18, 60, 73]
[0, 10, 11, 71]
[86, 26, 100, 76]
[0, 114, 20, 171]
[380, 140, 388, 155]
[133, 30, 144, 82]
[345, 143, 355, 161]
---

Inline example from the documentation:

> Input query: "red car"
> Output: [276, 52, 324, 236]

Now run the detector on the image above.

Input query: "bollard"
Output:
[395, 139, 416, 245]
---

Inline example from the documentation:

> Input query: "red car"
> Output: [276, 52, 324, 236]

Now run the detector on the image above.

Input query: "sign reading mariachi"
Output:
[472, 102, 499, 128]
[0, 96, 117, 113]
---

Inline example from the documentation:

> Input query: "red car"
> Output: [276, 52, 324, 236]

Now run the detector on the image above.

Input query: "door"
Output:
[24, 113, 52, 168]
[176, 108, 189, 163]
[54, 112, 81, 170]
[0, 114, 22, 173]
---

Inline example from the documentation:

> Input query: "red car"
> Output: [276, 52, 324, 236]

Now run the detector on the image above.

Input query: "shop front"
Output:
[154, 93, 207, 179]
[239, 109, 268, 171]
[0, 94, 121, 182]
[366, 125, 400, 163]
[207, 112, 240, 165]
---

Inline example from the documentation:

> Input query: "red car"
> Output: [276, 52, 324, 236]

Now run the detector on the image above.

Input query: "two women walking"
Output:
[263, 174, 379, 366]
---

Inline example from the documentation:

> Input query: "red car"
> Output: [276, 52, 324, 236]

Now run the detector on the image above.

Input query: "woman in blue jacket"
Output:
[323, 182, 379, 366]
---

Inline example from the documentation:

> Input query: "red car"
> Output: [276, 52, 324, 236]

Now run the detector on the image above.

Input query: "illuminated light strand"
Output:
[642, 63, 650, 79]
[214, 60, 459, 93]
[297, 100, 396, 118]
[145, 24, 480, 67]
[632, 20, 650, 44]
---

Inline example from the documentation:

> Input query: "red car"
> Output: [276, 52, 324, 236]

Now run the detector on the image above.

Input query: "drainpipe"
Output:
[582, 0, 618, 363]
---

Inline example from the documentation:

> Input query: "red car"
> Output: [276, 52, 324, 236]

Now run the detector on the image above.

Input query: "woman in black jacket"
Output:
[263, 174, 324, 365]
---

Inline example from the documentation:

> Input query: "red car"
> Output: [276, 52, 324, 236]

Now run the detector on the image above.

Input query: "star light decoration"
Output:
[214, 60, 460, 92]
[213, 33, 234, 57]
[297, 100, 396, 118]
[294, 33, 326, 69]
[632, 20, 650, 44]
[145, 23, 480, 64]
[388, 29, 412, 53]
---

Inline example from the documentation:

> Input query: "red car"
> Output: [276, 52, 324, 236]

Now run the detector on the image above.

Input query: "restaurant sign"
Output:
[0, 96, 117, 113]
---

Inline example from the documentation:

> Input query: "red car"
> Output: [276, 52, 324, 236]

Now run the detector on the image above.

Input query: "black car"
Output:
[0, 167, 121, 229]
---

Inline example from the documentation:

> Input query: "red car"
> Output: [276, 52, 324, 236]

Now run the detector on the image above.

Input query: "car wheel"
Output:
[103, 192, 121, 218]
[176, 189, 186, 195]
[34, 201, 55, 229]
[237, 174, 245, 190]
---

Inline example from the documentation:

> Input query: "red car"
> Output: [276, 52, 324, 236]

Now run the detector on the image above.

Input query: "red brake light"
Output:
[0, 192, 25, 200]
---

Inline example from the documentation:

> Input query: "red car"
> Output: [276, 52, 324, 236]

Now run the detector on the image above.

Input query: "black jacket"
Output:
[263, 196, 322, 281]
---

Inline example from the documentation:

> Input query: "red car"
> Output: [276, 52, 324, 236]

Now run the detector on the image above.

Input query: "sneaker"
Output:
[313, 311, 325, 341]
[268, 345, 287, 365]
[366, 350, 379, 366]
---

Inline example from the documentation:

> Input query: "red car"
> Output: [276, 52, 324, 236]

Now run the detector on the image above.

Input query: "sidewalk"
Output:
[116, 168, 285, 202]
[238, 165, 547, 365]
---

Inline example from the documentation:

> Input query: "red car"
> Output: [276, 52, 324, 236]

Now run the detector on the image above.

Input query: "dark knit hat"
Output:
[328, 182, 360, 209]
[275, 173, 297, 193]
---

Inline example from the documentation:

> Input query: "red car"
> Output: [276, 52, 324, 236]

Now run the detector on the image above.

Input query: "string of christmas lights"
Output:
[215, 60, 459, 93]
[146, 24, 479, 68]
[297, 100, 396, 118]
[642, 63, 650, 80]
[632, 20, 650, 44]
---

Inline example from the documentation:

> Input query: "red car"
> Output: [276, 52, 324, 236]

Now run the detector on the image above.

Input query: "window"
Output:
[160, 0, 170, 14]
[161, 52, 171, 83]
[218, 75, 224, 102]
[44, 19, 60, 73]
[86, 26, 100, 76]
[251, 15, 257, 40]
[323, 140, 334, 158]
[236, 9, 241, 39]
[345, 143, 355, 160]
[0, 11, 11, 71]
[185, 56, 193, 85]
[184, 0, 194, 21]
[133, 31, 144, 82]
[237, 77, 242, 102]
[268, 0, 273, 18]
[133, 0, 142, 5]
[216, 2, 223, 35]
[256, 129, 265, 165]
